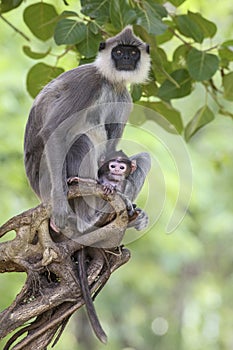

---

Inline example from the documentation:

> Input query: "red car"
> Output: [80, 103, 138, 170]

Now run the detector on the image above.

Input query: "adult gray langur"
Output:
[24, 25, 151, 235]
[24, 26, 151, 343]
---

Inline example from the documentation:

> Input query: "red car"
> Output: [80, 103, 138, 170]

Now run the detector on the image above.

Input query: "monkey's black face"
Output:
[111, 45, 140, 71]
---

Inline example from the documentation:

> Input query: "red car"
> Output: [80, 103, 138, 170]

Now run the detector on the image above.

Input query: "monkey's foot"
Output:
[129, 209, 149, 231]
[126, 203, 137, 217]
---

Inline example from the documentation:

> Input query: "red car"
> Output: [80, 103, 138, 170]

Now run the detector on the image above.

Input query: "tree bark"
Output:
[0, 179, 132, 350]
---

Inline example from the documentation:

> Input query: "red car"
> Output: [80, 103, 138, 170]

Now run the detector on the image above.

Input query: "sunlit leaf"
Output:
[26, 63, 64, 98]
[185, 105, 214, 141]
[54, 19, 86, 45]
[157, 69, 192, 101]
[223, 72, 233, 101]
[187, 48, 219, 81]
[23, 3, 58, 41]
[23, 46, 50, 60]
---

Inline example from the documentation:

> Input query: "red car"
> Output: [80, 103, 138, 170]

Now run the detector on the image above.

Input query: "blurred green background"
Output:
[0, 1, 233, 349]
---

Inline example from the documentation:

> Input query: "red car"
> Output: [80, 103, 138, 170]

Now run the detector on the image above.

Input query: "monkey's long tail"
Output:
[78, 248, 107, 344]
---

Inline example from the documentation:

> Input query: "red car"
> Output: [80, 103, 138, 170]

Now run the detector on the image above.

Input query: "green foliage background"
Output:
[0, 0, 233, 349]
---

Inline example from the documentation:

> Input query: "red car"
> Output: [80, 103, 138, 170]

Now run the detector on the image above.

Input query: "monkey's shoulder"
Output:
[44, 64, 102, 95]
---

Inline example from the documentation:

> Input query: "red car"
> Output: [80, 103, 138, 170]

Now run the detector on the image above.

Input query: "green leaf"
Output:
[188, 11, 217, 38]
[142, 80, 158, 97]
[110, 0, 137, 30]
[89, 22, 99, 34]
[23, 46, 50, 59]
[136, 1, 167, 36]
[187, 48, 219, 81]
[134, 101, 182, 133]
[172, 44, 191, 69]
[223, 72, 233, 101]
[76, 25, 102, 58]
[59, 10, 79, 18]
[219, 40, 233, 62]
[140, 101, 183, 133]
[23, 3, 58, 41]
[185, 105, 214, 141]
[129, 106, 146, 126]
[26, 63, 64, 98]
[54, 19, 86, 45]
[81, 0, 110, 25]
[157, 69, 192, 101]
[156, 21, 174, 45]
[169, 0, 186, 6]
[174, 14, 204, 43]
[0, 0, 23, 13]
[130, 85, 142, 102]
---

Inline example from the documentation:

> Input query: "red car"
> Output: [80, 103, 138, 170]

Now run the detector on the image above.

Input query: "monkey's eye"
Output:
[131, 51, 137, 56]
[120, 165, 126, 170]
[110, 164, 116, 169]
[116, 49, 122, 56]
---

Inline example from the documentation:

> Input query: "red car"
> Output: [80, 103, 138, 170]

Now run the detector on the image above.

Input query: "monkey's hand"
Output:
[127, 208, 149, 231]
[102, 184, 116, 196]
[67, 176, 97, 185]
[67, 176, 80, 184]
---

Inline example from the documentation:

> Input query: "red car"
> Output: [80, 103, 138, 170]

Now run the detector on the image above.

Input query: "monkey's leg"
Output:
[78, 247, 107, 344]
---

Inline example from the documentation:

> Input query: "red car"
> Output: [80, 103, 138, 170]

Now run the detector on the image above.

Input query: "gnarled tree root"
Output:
[0, 180, 132, 350]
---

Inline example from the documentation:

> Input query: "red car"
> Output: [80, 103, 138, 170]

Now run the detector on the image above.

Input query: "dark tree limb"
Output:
[0, 179, 133, 350]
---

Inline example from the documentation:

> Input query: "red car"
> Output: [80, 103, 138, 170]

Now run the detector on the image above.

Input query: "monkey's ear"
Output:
[146, 44, 150, 54]
[130, 160, 137, 174]
[99, 42, 106, 51]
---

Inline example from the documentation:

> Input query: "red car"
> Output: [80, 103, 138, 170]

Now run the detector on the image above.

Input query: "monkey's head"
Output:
[98, 150, 137, 181]
[94, 26, 150, 85]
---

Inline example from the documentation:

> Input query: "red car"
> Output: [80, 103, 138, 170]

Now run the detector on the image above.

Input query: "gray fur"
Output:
[24, 27, 151, 234]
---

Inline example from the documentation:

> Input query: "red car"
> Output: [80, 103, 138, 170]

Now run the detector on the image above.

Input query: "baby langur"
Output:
[98, 150, 137, 218]
[69, 150, 149, 228]
[98, 150, 137, 196]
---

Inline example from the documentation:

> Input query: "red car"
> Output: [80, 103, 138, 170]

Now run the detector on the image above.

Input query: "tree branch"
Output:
[0, 179, 132, 350]
[0, 14, 30, 42]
